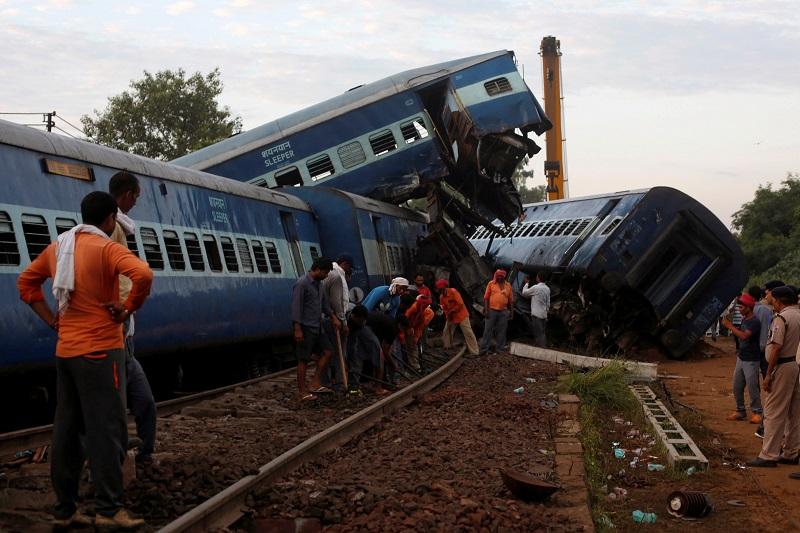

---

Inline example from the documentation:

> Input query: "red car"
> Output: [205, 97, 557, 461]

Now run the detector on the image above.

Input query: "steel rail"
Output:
[0, 366, 298, 458]
[158, 349, 464, 533]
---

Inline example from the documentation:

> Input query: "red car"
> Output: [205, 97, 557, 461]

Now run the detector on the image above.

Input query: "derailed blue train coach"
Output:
[470, 188, 747, 358]
[0, 119, 425, 381]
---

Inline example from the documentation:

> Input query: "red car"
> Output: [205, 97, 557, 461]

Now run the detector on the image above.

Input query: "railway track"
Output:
[0, 366, 298, 459]
[0, 349, 463, 532]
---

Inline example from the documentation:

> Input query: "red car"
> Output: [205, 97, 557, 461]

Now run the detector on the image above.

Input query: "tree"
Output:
[81, 68, 242, 161]
[732, 172, 800, 279]
[512, 156, 547, 204]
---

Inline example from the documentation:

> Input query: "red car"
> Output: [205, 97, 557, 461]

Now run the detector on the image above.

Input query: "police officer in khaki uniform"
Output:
[748, 286, 800, 467]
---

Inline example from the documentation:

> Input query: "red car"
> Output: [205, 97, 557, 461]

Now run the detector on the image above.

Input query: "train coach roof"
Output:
[0, 119, 311, 211]
[172, 50, 512, 170]
[283, 187, 428, 223]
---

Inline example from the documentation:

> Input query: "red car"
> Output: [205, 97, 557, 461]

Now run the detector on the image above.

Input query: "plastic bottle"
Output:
[632, 510, 657, 523]
[513, 386, 524, 394]
[647, 463, 665, 471]
[614, 448, 626, 459]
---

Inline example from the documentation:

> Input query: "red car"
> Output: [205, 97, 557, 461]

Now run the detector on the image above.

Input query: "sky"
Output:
[1, 0, 798, 228]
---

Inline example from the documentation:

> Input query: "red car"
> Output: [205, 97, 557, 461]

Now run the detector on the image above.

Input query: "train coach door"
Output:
[371, 215, 391, 283]
[280, 211, 305, 277]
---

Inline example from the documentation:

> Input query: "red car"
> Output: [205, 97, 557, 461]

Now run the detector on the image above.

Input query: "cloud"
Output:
[166, 1, 195, 16]
[125, 6, 141, 15]
[212, 8, 231, 17]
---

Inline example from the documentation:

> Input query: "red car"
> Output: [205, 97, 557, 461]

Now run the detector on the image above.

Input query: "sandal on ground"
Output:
[300, 393, 318, 402]
[312, 386, 334, 394]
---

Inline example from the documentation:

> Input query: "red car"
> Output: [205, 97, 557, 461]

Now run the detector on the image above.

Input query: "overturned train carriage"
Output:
[469, 187, 747, 358]
[172, 50, 551, 305]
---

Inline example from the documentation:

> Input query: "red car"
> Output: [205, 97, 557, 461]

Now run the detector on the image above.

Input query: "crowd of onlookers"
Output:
[291, 261, 552, 402]
[721, 281, 800, 473]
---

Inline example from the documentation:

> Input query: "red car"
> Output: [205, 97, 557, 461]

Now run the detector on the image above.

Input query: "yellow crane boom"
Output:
[540, 36, 567, 200]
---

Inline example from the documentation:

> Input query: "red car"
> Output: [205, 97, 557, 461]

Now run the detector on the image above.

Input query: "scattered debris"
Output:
[513, 387, 525, 394]
[726, 499, 746, 507]
[500, 469, 560, 502]
[614, 448, 626, 459]
[667, 491, 713, 518]
[647, 463, 665, 472]
[686, 466, 697, 475]
[632, 510, 657, 523]
[525, 377, 537, 383]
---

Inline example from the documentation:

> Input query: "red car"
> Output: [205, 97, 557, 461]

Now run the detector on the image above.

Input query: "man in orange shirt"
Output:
[404, 294, 434, 372]
[436, 279, 479, 355]
[17, 191, 153, 529]
[479, 269, 514, 355]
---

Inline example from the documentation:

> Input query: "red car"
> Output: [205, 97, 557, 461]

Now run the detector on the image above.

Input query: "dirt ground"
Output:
[655, 336, 800, 531]
[250, 354, 589, 532]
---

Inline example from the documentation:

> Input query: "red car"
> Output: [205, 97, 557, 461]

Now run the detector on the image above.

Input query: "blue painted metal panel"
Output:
[0, 120, 322, 374]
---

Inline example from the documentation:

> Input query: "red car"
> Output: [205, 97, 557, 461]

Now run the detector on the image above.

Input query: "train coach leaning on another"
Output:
[17, 191, 153, 529]
[109, 170, 158, 464]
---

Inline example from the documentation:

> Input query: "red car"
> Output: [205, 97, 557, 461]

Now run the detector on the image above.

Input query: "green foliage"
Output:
[732, 173, 800, 279]
[512, 156, 547, 204]
[562, 362, 637, 412]
[81, 68, 242, 161]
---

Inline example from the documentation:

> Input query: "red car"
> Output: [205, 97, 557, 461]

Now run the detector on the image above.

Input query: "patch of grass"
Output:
[565, 363, 642, 531]
[561, 362, 638, 412]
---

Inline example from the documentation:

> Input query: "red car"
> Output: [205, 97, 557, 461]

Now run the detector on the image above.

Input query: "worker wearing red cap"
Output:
[721, 293, 763, 424]
[479, 269, 514, 355]
[404, 294, 434, 371]
[436, 279, 478, 355]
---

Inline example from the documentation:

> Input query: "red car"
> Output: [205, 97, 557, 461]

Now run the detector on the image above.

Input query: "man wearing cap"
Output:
[362, 277, 409, 318]
[479, 270, 514, 355]
[436, 279, 479, 355]
[747, 286, 800, 467]
[721, 293, 762, 424]
[754, 281, 783, 439]
[405, 294, 434, 371]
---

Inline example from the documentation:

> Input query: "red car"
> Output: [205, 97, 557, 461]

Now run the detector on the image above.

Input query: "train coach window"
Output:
[274, 166, 303, 187]
[536, 221, 554, 237]
[55, 218, 77, 235]
[337, 141, 367, 169]
[522, 223, 538, 237]
[307, 154, 335, 182]
[310, 246, 320, 260]
[572, 218, 592, 236]
[126, 234, 140, 257]
[21, 214, 51, 261]
[600, 217, 623, 236]
[0, 212, 20, 265]
[184, 233, 205, 271]
[237, 238, 254, 273]
[553, 220, 571, 236]
[369, 130, 397, 156]
[139, 228, 164, 270]
[162, 230, 186, 271]
[264, 241, 282, 273]
[400, 118, 429, 144]
[251, 240, 269, 273]
[220, 237, 239, 272]
[484, 77, 512, 96]
[202, 235, 223, 272]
